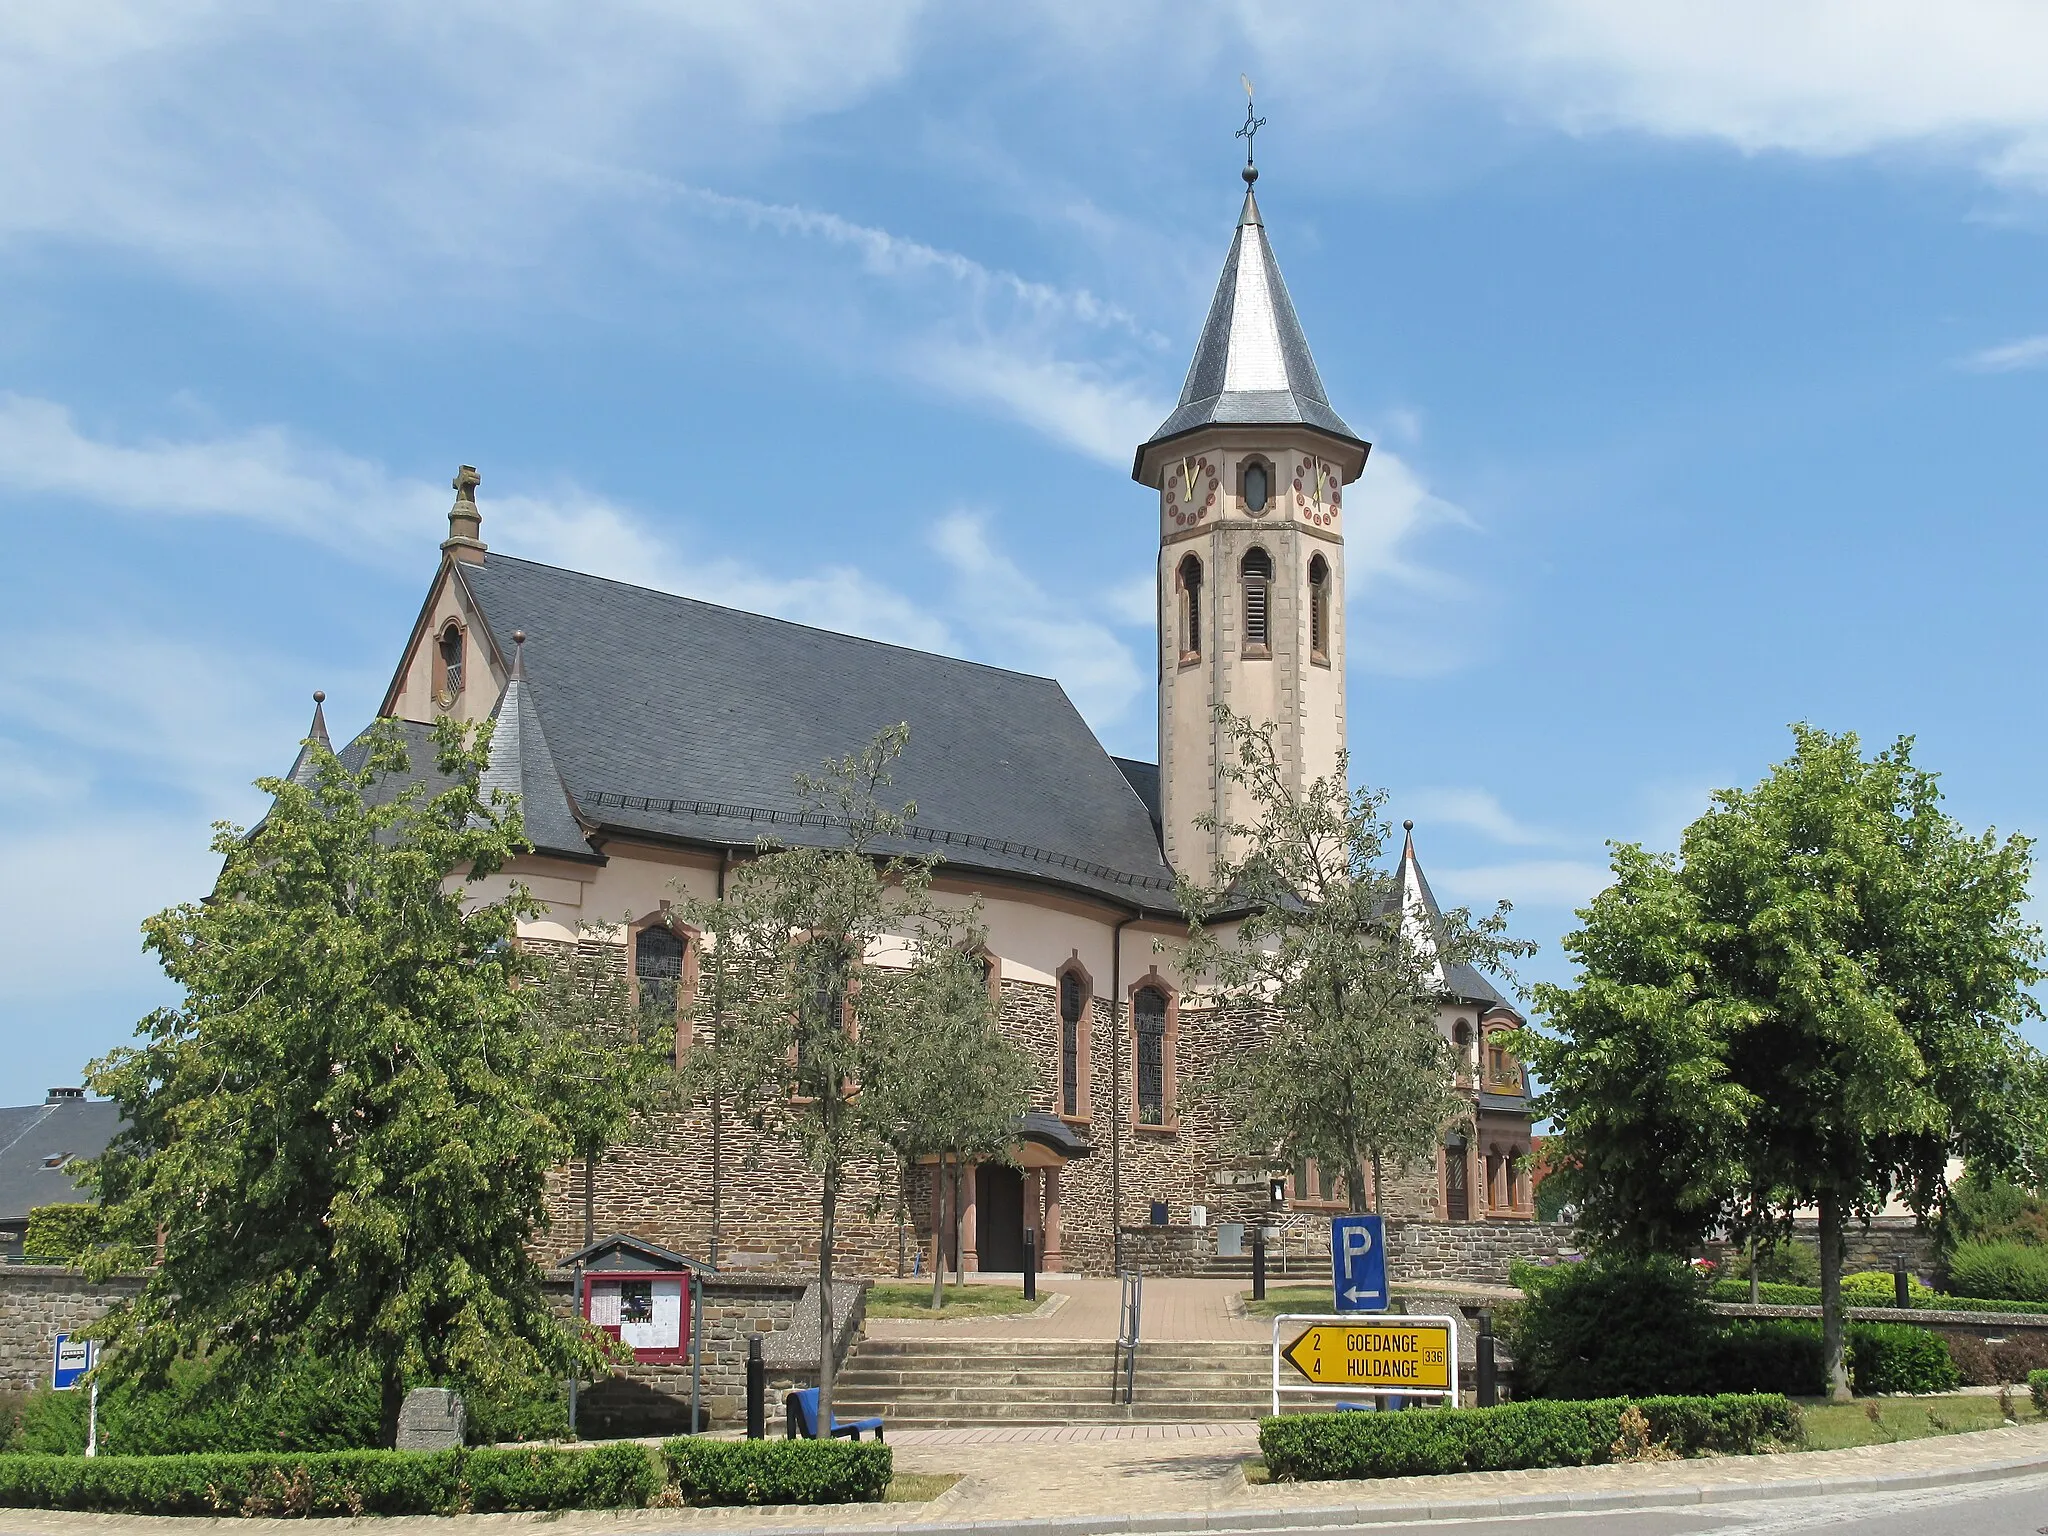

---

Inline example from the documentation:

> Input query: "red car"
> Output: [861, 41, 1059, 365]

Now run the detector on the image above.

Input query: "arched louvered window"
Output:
[1177, 553, 1203, 661]
[635, 925, 685, 1023]
[1134, 985, 1169, 1126]
[1059, 967, 1087, 1118]
[436, 622, 464, 699]
[1241, 548, 1273, 654]
[1308, 553, 1330, 662]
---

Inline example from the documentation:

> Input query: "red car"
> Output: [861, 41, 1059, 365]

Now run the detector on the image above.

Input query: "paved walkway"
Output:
[868, 1273, 1269, 1342]
[4, 1420, 2046, 1536]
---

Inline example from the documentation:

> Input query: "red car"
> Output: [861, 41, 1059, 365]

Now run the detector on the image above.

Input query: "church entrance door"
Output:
[975, 1164, 1025, 1272]
[1445, 1141, 1470, 1223]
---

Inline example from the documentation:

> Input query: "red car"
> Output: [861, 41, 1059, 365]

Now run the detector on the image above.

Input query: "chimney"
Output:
[442, 465, 487, 565]
[45, 1087, 85, 1103]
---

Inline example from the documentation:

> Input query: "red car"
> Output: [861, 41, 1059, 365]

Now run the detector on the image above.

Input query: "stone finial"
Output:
[510, 629, 526, 681]
[442, 464, 487, 564]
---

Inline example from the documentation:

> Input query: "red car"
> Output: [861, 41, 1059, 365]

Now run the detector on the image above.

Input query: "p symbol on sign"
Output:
[1342, 1224, 1373, 1268]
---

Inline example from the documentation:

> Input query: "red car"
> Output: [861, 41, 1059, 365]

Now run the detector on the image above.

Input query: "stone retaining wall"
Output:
[0, 1267, 143, 1392]
[1700, 1216, 1940, 1279]
[1117, 1219, 1576, 1284]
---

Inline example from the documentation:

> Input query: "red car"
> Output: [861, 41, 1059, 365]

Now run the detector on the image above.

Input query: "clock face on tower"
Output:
[1164, 455, 1218, 527]
[1294, 456, 1342, 527]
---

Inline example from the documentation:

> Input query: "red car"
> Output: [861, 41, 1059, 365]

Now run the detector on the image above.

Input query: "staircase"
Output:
[831, 1337, 1297, 1429]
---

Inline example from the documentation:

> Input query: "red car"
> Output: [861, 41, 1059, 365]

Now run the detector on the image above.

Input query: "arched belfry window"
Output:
[435, 622, 464, 703]
[1241, 548, 1273, 655]
[1134, 984, 1170, 1127]
[635, 925, 685, 1024]
[1308, 553, 1330, 663]
[1177, 553, 1203, 662]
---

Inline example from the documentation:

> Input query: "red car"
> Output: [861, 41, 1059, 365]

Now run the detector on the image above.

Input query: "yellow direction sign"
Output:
[1281, 1321, 1453, 1391]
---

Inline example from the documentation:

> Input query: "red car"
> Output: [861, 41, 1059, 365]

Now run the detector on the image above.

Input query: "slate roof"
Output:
[1392, 825, 1513, 1011]
[365, 556, 1177, 908]
[478, 635, 594, 863]
[0, 1094, 124, 1225]
[1137, 184, 1364, 468]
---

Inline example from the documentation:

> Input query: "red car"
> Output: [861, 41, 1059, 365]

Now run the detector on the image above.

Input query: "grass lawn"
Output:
[884, 1472, 962, 1502]
[1242, 1285, 1343, 1318]
[864, 1282, 1047, 1319]
[1796, 1394, 2036, 1450]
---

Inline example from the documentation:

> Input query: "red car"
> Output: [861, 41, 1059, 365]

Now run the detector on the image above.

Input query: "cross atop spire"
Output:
[1236, 74, 1265, 185]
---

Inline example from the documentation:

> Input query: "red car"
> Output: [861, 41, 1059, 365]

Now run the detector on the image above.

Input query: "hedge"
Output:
[1708, 1277, 2048, 1317]
[664, 1437, 892, 1505]
[1948, 1242, 2048, 1305]
[2031, 1369, 2048, 1416]
[1259, 1394, 1800, 1481]
[0, 1450, 469, 1516]
[1848, 1323, 1961, 1395]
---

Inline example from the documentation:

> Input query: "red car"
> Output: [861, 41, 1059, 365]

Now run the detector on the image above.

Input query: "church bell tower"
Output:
[1133, 145, 1370, 879]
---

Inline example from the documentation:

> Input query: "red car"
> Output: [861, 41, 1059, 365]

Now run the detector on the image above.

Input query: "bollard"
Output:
[1251, 1230, 1267, 1302]
[1477, 1311, 1498, 1408]
[746, 1334, 765, 1440]
[1023, 1227, 1037, 1302]
[1893, 1254, 1910, 1310]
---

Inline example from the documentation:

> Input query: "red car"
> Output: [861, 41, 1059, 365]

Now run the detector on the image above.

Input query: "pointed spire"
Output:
[480, 630, 590, 859]
[1390, 821, 1510, 1008]
[287, 690, 332, 787]
[442, 464, 487, 565]
[1133, 136, 1365, 483]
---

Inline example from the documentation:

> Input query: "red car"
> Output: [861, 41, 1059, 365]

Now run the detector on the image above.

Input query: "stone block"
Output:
[395, 1386, 466, 1450]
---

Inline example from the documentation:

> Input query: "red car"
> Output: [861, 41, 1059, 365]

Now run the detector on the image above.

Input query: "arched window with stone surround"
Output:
[1134, 984, 1170, 1127]
[634, 925, 686, 1026]
[1058, 963, 1090, 1119]
[435, 621, 465, 701]
[1241, 548, 1273, 654]
[1177, 553, 1203, 661]
[1308, 552, 1330, 662]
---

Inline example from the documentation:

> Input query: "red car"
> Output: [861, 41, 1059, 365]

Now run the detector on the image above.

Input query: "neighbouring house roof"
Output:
[0, 1092, 125, 1226]
[1136, 185, 1364, 468]
[362, 554, 1177, 907]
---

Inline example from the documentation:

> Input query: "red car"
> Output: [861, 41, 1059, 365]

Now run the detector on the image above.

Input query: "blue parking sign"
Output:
[52, 1333, 93, 1390]
[1330, 1214, 1387, 1312]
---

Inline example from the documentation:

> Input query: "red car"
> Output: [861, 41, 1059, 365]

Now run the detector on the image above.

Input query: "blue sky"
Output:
[5, 2, 2048, 1104]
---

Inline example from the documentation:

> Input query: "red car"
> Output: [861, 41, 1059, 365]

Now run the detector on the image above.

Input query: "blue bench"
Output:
[785, 1388, 885, 1442]
[1335, 1396, 1407, 1412]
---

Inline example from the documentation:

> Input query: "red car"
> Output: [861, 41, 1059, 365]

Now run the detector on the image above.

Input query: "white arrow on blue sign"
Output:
[52, 1333, 94, 1390]
[1330, 1213, 1388, 1313]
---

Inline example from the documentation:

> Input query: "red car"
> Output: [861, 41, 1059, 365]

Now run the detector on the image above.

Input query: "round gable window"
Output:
[1243, 461, 1270, 513]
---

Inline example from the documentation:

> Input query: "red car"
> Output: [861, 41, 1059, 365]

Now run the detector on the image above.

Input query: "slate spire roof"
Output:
[1136, 175, 1364, 470]
[1394, 820, 1510, 1010]
[286, 690, 332, 787]
[478, 629, 593, 863]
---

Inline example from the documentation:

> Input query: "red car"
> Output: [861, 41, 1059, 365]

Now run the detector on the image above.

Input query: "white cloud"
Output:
[1402, 788, 1558, 848]
[1429, 858, 1613, 911]
[1346, 445, 1475, 594]
[910, 343, 1167, 466]
[1101, 572, 1158, 629]
[928, 511, 1146, 723]
[1959, 333, 2048, 371]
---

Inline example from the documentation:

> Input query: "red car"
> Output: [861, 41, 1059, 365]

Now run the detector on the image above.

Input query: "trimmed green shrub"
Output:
[1729, 1239, 1822, 1287]
[1258, 1394, 1800, 1481]
[0, 1446, 661, 1515]
[1713, 1320, 1825, 1396]
[1708, 1277, 2048, 1316]
[1511, 1255, 1720, 1399]
[663, 1437, 892, 1505]
[464, 1444, 661, 1512]
[1847, 1323, 1961, 1395]
[1940, 1171, 2048, 1255]
[0, 1450, 466, 1516]
[1841, 1270, 1936, 1306]
[2030, 1369, 2048, 1416]
[1948, 1241, 2048, 1304]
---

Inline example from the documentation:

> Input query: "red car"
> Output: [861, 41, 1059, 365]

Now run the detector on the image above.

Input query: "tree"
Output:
[1526, 725, 2048, 1400]
[83, 718, 600, 1446]
[856, 912, 1035, 1308]
[1180, 709, 1529, 1210]
[685, 724, 980, 1429]
[518, 924, 681, 1247]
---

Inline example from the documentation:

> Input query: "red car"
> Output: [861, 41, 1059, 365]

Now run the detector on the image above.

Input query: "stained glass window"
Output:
[1135, 986, 1168, 1126]
[1059, 969, 1084, 1117]
[635, 926, 684, 1023]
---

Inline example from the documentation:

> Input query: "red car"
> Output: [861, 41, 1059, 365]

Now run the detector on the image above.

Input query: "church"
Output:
[295, 157, 1538, 1277]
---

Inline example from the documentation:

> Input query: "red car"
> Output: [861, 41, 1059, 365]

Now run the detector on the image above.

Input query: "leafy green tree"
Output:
[518, 924, 681, 1247]
[83, 719, 600, 1445]
[1180, 709, 1529, 1210]
[685, 724, 968, 1429]
[1526, 725, 2048, 1399]
[855, 912, 1035, 1308]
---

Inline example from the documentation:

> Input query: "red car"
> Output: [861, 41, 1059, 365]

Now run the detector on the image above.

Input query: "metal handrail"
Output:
[1114, 1269, 1142, 1405]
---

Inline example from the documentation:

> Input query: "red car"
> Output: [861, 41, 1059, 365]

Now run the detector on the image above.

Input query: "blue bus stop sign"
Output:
[1330, 1213, 1388, 1312]
[52, 1333, 93, 1390]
